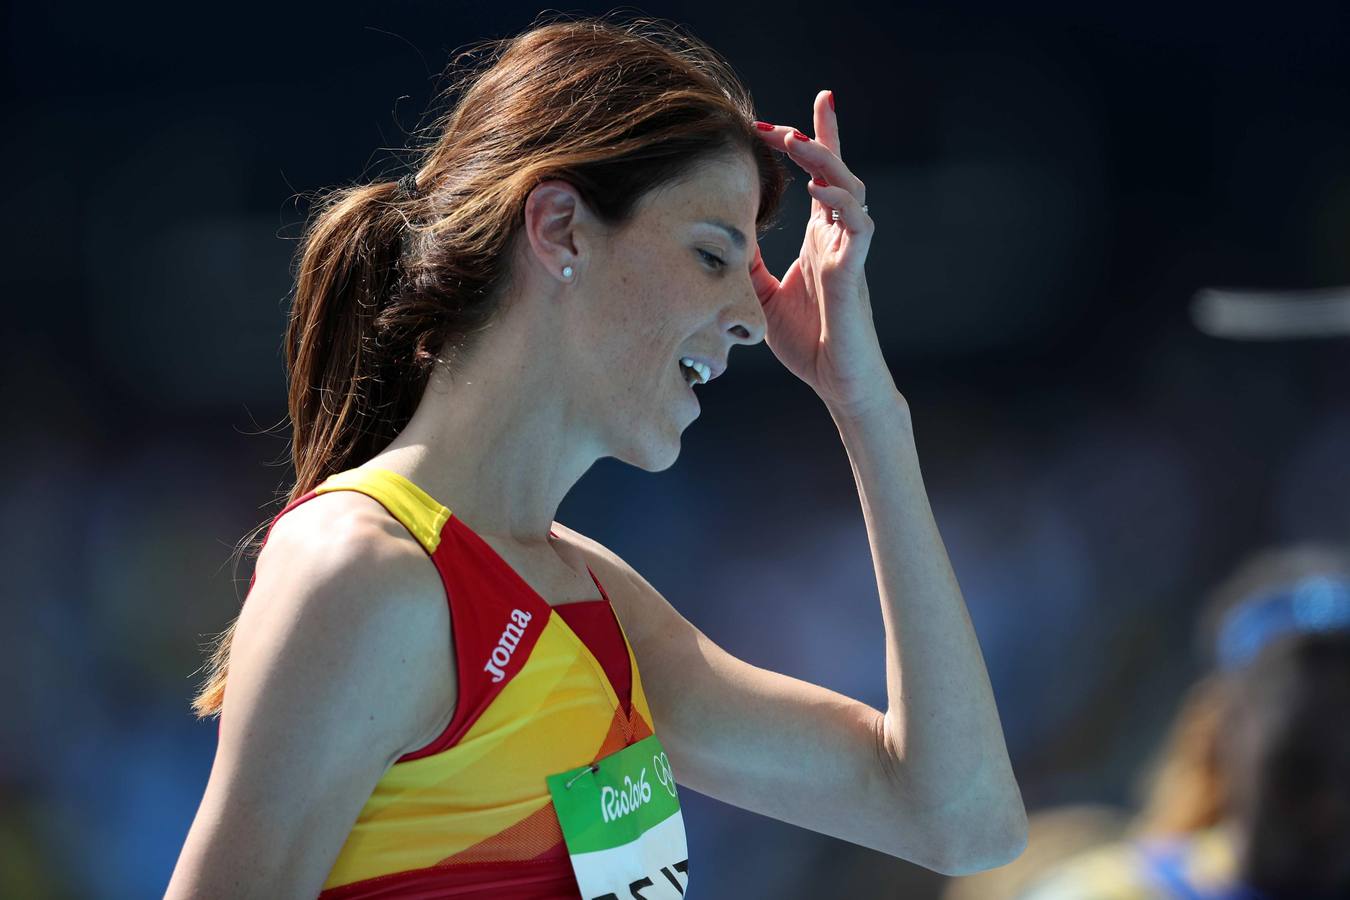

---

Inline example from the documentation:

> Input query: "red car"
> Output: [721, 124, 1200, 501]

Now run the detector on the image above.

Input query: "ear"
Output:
[521, 179, 594, 284]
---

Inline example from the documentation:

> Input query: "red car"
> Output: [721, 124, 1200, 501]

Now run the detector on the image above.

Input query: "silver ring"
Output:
[831, 204, 869, 222]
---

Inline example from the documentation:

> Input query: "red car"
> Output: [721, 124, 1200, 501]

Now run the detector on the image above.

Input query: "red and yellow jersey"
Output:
[225, 466, 658, 898]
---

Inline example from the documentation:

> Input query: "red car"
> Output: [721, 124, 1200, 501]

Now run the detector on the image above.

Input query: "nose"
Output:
[723, 277, 767, 347]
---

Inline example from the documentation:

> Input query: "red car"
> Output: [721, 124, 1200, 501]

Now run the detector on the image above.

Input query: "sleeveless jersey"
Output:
[223, 466, 658, 898]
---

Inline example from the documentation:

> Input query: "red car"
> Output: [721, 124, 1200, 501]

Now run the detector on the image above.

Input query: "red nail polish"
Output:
[753, 120, 774, 131]
[828, 91, 835, 112]
[792, 129, 810, 143]
[812, 175, 828, 186]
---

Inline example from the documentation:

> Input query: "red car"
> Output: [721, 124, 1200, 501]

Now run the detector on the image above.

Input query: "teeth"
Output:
[679, 357, 711, 385]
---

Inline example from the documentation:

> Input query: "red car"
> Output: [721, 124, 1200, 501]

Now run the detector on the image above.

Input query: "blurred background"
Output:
[3, 1, 1348, 897]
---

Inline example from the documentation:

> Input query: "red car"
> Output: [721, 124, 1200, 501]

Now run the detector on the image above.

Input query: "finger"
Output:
[752, 119, 791, 153]
[810, 90, 841, 223]
[784, 130, 865, 208]
[813, 89, 840, 157]
[750, 120, 820, 218]
[805, 180, 873, 234]
[748, 240, 780, 304]
[756, 119, 824, 219]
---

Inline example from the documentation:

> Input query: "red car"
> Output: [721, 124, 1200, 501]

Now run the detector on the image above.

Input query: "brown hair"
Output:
[1131, 544, 1350, 839]
[190, 13, 788, 719]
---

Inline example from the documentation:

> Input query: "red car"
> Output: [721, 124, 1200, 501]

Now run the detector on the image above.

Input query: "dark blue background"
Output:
[3, 2, 1348, 896]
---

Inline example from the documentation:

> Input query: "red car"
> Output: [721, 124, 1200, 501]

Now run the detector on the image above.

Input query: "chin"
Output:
[644, 449, 681, 473]
[611, 423, 684, 473]
[604, 381, 694, 472]
[621, 439, 681, 474]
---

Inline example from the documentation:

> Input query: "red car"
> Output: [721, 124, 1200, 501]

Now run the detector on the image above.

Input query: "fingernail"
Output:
[812, 175, 829, 186]
[791, 129, 811, 143]
[753, 120, 775, 131]
[828, 91, 835, 112]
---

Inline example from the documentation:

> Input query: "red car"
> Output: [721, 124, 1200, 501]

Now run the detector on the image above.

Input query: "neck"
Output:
[366, 298, 601, 547]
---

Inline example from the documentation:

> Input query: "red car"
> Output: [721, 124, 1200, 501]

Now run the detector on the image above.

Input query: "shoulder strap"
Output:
[314, 467, 452, 555]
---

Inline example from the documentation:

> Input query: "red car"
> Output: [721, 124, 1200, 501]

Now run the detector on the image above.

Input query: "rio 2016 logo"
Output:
[600, 769, 652, 823]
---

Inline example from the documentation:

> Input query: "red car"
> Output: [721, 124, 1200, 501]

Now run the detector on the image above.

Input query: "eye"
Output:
[697, 248, 726, 270]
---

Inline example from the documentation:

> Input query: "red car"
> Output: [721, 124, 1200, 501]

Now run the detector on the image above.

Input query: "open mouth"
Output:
[679, 359, 699, 387]
[677, 357, 709, 387]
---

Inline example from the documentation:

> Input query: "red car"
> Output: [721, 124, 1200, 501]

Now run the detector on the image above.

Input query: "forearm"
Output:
[827, 385, 1026, 861]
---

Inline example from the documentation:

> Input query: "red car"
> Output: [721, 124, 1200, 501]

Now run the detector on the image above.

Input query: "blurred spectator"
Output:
[941, 804, 1133, 900]
[1013, 544, 1350, 899]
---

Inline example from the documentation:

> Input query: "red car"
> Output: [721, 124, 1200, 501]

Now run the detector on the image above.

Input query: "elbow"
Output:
[925, 797, 1029, 877]
[932, 826, 1028, 877]
[879, 729, 1030, 877]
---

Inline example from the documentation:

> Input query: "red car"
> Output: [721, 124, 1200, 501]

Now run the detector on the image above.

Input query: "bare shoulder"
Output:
[241, 489, 456, 760]
[169, 492, 457, 897]
[260, 489, 434, 577]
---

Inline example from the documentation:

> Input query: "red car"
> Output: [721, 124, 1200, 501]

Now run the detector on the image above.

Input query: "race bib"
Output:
[546, 733, 690, 899]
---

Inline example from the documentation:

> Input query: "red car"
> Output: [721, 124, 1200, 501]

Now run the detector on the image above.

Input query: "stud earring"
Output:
[562, 265, 574, 279]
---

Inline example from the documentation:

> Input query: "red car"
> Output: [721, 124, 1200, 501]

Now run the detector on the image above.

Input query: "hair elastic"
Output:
[1215, 574, 1350, 670]
[396, 172, 421, 201]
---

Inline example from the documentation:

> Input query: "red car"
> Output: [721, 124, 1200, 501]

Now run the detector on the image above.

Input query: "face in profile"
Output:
[572, 150, 766, 471]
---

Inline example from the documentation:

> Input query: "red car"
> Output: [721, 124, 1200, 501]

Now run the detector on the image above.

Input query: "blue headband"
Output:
[1215, 575, 1350, 671]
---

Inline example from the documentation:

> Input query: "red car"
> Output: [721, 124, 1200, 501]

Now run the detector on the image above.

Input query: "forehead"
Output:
[639, 151, 760, 231]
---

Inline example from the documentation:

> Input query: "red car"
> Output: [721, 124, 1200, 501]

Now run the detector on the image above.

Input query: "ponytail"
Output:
[287, 180, 426, 498]
[189, 178, 438, 719]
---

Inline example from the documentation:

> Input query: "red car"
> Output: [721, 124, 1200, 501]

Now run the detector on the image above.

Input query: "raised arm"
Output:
[751, 90, 1026, 869]
[574, 481, 1024, 879]
[828, 386, 1027, 871]
[560, 87, 1026, 877]
[166, 496, 455, 898]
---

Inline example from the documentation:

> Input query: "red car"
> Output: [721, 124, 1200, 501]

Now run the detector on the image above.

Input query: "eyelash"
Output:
[698, 249, 726, 270]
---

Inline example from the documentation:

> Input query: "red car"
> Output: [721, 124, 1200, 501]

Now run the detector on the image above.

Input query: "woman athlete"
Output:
[167, 16, 1026, 899]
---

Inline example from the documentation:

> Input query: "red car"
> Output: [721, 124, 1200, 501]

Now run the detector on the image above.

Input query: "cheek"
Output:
[609, 268, 688, 342]
[592, 245, 702, 375]
[583, 293, 667, 387]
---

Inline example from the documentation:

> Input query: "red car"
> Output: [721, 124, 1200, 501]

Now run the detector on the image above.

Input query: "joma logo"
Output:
[484, 608, 532, 683]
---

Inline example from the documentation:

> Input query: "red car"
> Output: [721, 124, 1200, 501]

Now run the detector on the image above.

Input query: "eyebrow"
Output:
[698, 218, 748, 250]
